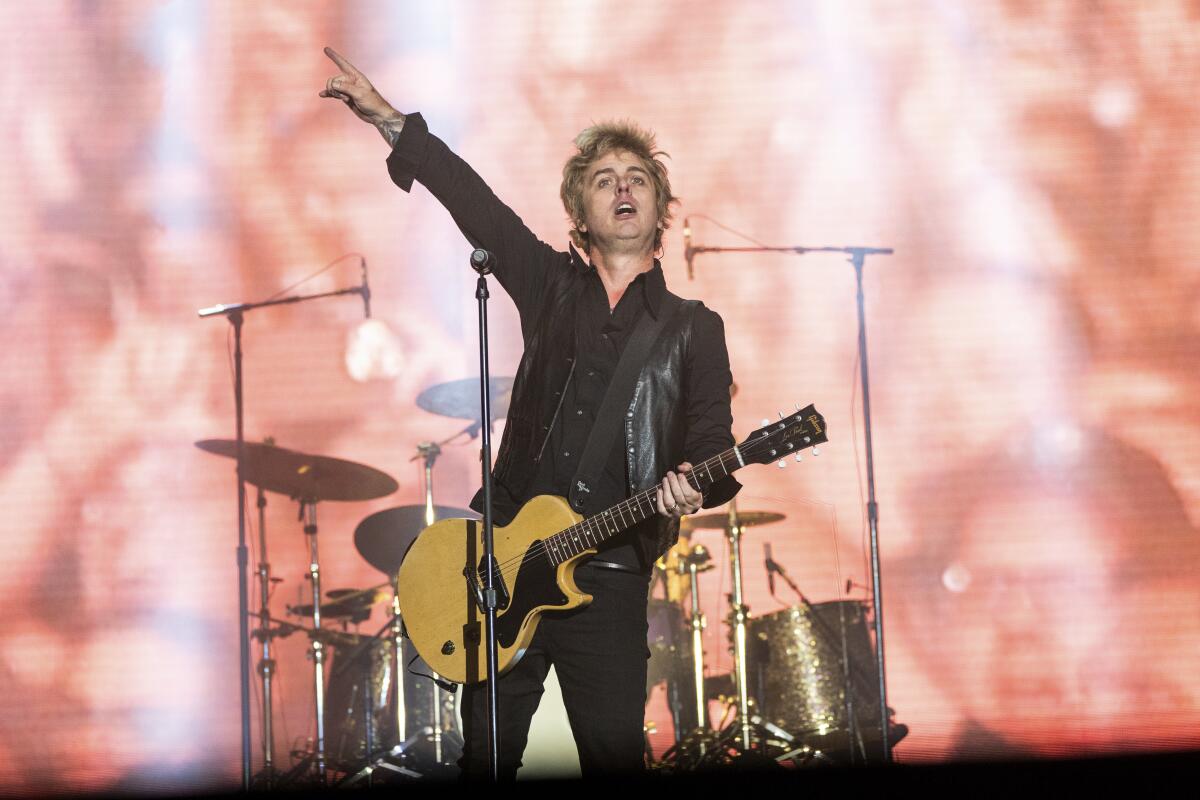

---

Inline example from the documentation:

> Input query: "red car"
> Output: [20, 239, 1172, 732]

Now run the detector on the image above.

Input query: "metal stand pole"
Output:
[850, 251, 892, 761]
[196, 281, 371, 787]
[254, 487, 277, 787]
[391, 579, 407, 750]
[686, 238, 895, 761]
[471, 250, 501, 781]
[303, 500, 328, 783]
[230, 311, 253, 790]
[725, 501, 753, 751]
[687, 547, 710, 734]
[419, 443, 445, 764]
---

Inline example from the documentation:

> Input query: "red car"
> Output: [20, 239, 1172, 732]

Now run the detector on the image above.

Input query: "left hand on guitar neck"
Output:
[656, 462, 702, 519]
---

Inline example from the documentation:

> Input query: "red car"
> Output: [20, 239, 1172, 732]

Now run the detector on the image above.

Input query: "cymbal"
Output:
[416, 377, 514, 422]
[355, 504, 478, 576]
[287, 585, 390, 620]
[680, 511, 786, 532]
[195, 440, 398, 502]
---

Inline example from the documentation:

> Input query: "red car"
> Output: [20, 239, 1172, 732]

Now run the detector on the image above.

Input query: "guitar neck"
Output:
[543, 446, 745, 566]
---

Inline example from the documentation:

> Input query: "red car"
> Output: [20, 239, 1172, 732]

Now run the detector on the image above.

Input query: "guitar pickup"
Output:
[464, 555, 510, 613]
[477, 555, 510, 611]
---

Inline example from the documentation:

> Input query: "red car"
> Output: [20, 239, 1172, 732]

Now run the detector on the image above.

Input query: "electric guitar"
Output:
[396, 404, 827, 685]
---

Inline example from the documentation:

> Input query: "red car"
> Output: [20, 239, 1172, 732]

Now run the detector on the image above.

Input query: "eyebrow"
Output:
[591, 165, 649, 181]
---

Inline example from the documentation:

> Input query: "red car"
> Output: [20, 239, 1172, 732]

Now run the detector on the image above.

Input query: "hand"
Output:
[319, 46, 400, 125]
[656, 462, 703, 520]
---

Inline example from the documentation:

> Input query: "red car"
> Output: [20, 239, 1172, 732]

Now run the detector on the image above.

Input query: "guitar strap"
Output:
[568, 293, 689, 515]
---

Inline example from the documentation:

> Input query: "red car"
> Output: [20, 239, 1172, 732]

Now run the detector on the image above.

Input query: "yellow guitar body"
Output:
[397, 494, 594, 685]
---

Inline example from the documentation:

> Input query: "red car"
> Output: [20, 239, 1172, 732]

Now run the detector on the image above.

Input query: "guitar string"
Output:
[411, 420, 821, 650]
[486, 447, 733, 577]
[476, 418, 819, 585]
[482, 419, 818, 579]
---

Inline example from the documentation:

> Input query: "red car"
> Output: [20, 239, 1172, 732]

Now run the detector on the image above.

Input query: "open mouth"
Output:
[614, 202, 637, 219]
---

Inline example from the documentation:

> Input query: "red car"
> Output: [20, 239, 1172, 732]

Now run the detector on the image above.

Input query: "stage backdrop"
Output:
[2, 0, 1199, 793]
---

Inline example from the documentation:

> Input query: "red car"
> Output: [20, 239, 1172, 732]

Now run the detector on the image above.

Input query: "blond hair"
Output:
[560, 120, 678, 253]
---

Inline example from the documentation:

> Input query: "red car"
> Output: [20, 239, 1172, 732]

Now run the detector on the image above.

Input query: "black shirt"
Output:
[386, 114, 740, 571]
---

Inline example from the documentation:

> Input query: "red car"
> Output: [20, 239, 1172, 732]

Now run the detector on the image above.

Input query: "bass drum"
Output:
[746, 601, 881, 751]
[324, 634, 462, 773]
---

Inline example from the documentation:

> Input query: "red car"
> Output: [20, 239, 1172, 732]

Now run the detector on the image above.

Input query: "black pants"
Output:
[459, 566, 651, 779]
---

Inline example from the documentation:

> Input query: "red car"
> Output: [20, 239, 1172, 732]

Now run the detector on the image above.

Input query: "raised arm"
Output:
[319, 47, 564, 324]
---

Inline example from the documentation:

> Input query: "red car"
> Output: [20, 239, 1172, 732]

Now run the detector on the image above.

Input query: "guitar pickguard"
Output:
[494, 540, 569, 648]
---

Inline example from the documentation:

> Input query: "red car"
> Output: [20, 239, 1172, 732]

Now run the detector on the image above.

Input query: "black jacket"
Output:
[386, 114, 740, 563]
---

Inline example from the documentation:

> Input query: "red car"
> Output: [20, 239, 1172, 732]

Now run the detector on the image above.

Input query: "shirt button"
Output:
[628, 447, 635, 454]
[587, 370, 595, 377]
[576, 409, 583, 416]
[563, 451, 570, 457]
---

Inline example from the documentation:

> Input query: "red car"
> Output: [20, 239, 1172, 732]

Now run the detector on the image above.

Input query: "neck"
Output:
[589, 248, 655, 308]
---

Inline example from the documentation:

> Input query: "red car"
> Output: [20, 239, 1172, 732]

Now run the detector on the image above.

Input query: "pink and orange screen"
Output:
[2, 1, 1199, 793]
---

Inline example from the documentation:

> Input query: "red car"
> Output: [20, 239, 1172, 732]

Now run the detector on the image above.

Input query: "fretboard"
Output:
[543, 444, 747, 565]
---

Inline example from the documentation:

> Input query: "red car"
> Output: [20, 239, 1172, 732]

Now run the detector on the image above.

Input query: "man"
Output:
[321, 46, 740, 778]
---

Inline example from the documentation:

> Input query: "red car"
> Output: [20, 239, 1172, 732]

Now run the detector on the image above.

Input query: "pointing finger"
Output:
[324, 46, 364, 78]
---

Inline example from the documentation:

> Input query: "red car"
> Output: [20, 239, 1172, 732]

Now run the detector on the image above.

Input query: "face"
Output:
[578, 149, 660, 255]
[939, 494, 1128, 751]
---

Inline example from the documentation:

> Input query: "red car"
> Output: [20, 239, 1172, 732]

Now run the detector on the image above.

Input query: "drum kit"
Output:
[645, 506, 906, 770]
[195, 378, 508, 787]
[198, 375, 903, 785]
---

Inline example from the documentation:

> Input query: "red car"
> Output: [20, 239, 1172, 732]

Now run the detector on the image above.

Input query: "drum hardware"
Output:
[415, 376, 513, 428]
[194, 439, 400, 503]
[351, 440, 478, 775]
[286, 585, 391, 623]
[688, 502, 796, 761]
[745, 601, 901, 764]
[196, 437, 398, 787]
[756, 551, 909, 764]
[684, 544, 711, 736]
[680, 510, 785, 532]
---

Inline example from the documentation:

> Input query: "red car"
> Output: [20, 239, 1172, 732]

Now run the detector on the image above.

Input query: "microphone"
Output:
[683, 217, 695, 280]
[360, 257, 371, 319]
[470, 248, 497, 275]
[764, 542, 776, 596]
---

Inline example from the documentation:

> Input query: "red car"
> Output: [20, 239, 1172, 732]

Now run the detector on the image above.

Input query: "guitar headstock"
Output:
[738, 404, 827, 467]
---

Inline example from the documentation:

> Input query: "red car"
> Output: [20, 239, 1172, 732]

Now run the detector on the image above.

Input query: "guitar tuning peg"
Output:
[777, 460, 787, 469]
[761, 418, 771, 427]
[794, 453, 803, 462]
[812, 447, 820, 456]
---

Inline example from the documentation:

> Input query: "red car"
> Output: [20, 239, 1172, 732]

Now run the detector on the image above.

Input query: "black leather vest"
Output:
[474, 249, 695, 561]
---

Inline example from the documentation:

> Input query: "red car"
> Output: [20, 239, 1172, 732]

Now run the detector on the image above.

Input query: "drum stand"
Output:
[416, 441, 447, 764]
[686, 545, 711, 735]
[714, 500, 792, 761]
[300, 498, 328, 785]
[251, 485, 280, 788]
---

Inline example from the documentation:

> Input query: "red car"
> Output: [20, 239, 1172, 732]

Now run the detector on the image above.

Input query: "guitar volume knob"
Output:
[441, 640, 455, 655]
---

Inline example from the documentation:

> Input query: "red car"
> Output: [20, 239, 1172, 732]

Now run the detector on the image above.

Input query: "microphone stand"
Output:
[470, 251, 501, 781]
[690, 241, 895, 761]
[197, 280, 371, 788]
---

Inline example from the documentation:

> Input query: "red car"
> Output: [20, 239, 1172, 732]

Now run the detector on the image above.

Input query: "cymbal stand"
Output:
[685, 545, 711, 735]
[253, 485, 278, 788]
[725, 500, 754, 751]
[417, 441, 445, 763]
[300, 499, 328, 784]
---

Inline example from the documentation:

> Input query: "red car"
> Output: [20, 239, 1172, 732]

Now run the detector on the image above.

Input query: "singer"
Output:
[322, 46, 740, 778]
